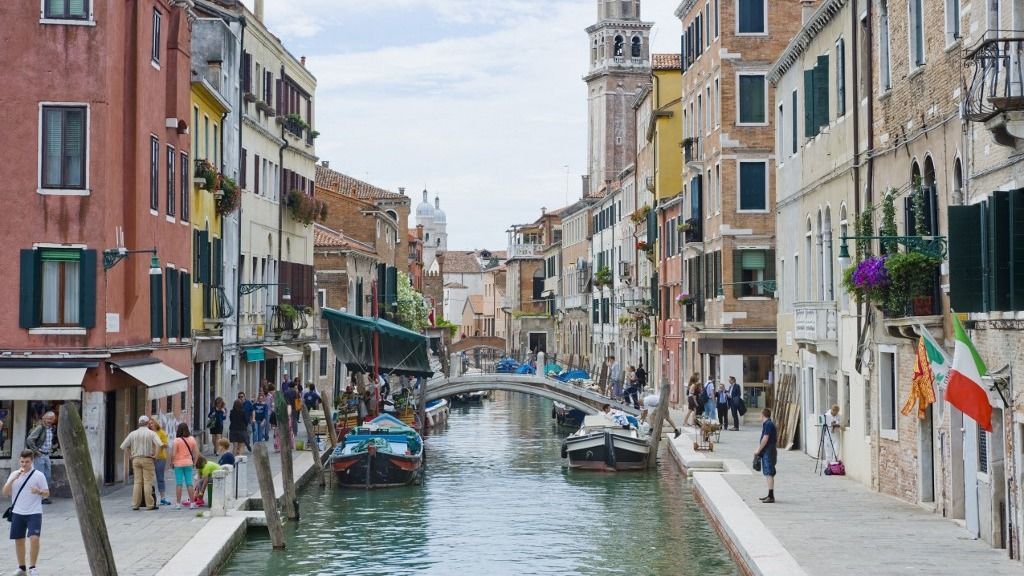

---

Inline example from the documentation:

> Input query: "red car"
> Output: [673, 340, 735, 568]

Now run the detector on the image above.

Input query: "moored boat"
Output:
[551, 401, 586, 429]
[331, 413, 424, 488]
[561, 415, 650, 471]
[424, 398, 450, 428]
[449, 391, 487, 405]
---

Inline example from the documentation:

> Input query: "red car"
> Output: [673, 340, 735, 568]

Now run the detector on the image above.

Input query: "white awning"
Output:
[0, 368, 86, 401]
[264, 345, 303, 363]
[116, 362, 188, 400]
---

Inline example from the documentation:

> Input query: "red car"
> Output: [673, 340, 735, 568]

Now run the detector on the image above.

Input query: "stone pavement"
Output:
[664, 408, 1021, 575]
[1, 430, 321, 576]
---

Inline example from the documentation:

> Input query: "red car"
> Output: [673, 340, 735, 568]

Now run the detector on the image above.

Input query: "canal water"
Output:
[222, 392, 737, 576]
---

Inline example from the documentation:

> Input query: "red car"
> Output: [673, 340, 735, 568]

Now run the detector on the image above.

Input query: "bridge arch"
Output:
[425, 373, 639, 416]
[449, 336, 506, 354]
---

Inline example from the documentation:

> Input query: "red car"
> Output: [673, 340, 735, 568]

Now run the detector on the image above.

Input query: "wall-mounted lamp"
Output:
[103, 247, 161, 275]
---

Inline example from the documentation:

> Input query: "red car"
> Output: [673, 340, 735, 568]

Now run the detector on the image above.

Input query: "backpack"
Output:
[698, 384, 710, 407]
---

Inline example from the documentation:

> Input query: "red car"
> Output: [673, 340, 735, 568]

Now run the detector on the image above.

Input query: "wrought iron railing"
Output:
[964, 36, 1024, 122]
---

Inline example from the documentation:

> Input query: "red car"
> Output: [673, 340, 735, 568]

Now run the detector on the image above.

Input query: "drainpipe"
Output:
[236, 18, 246, 359]
[278, 65, 290, 312]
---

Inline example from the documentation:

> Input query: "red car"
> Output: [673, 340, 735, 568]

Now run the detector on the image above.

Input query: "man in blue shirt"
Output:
[303, 382, 321, 411]
[755, 407, 778, 503]
[239, 392, 255, 451]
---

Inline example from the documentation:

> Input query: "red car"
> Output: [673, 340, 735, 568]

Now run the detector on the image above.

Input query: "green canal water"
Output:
[221, 392, 737, 576]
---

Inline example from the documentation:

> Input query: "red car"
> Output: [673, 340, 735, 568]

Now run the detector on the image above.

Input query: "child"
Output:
[217, 439, 235, 466]
[193, 456, 221, 507]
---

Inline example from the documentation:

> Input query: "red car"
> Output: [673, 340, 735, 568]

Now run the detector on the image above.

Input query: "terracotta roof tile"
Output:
[313, 224, 376, 256]
[443, 251, 483, 274]
[315, 164, 406, 201]
[652, 53, 681, 71]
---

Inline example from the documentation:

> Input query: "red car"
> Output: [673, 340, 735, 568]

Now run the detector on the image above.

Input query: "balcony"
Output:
[682, 218, 702, 245]
[683, 138, 703, 172]
[965, 37, 1024, 145]
[794, 301, 838, 354]
[508, 243, 543, 259]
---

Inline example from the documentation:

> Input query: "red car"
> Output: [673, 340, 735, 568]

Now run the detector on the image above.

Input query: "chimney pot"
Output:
[254, 0, 264, 22]
[300, 56, 306, 67]
[321, 160, 330, 168]
[801, 0, 816, 24]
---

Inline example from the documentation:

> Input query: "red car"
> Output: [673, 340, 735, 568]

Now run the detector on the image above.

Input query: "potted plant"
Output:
[677, 221, 692, 232]
[682, 136, 696, 147]
[594, 266, 612, 287]
[216, 177, 240, 215]
[286, 189, 328, 226]
[630, 205, 651, 224]
[194, 159, 218, 190]
[675, 292, 694, 306]
[885, 251, 941, 316]
[636, 240, 650, 251]
[842, 255, 890, 304]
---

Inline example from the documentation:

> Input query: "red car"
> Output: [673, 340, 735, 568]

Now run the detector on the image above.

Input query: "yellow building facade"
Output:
[189, 79, 232, 332]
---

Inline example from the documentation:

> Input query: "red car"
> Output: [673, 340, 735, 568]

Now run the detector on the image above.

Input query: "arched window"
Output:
[614, 35, 624, 57]
[816, 210, 825, 300]
[631, 36, 642, 58]
[953, 158, 964, 205]
[386, 210, 397, 221]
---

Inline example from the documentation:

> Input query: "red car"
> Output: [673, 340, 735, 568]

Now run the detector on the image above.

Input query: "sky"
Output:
[242, 0, 682, 250]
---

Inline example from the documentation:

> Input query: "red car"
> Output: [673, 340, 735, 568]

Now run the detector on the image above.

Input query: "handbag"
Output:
[737, 398, 748, 416]
[3, 470, 36, 522]
[825, 460, 846, 476]
[752, 453, 762, 472]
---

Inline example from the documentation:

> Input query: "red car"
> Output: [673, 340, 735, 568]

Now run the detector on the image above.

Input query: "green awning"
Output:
[244, 348, 265, 362]
[323, 308, 433, 377]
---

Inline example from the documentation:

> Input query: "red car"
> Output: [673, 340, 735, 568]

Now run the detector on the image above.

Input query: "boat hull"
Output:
[332, 450, 422, 488]
[563, 431, 649, 471]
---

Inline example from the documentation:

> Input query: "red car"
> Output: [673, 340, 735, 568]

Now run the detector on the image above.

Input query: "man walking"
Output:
[239, 391, 255, 451]
[120, 415, 162, 510]
[4, 449, 49, 576]
[754, 408, 778, 503]
[24, 412, 55, 505]
[608, 356, 623, 400]
[728, 376, 742, 431]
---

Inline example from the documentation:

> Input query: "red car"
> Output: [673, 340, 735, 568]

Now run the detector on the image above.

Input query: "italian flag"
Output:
[945, 314, 993, 432]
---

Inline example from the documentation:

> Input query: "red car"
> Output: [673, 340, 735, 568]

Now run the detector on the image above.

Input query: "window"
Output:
[836, 38, 846, 117]
[319, 348, 328, 377]
[879, 348, 897, 435]
[149, 136, 159, 211]
[879, 0, 892, 90]
[151, 9, 161, 65]
[738, 74, 766, 124]
[979, 428, 989, 474]
[791, 90, 798, 154]
[193, 107, 199, 155]
[734, 249, 774, 297]
[150, 267, 163, 339]
[705, 2, 710, 47]
[737, 0, 766, 34]
[909, 0, 925, 68]
[44, 0, 89, 20]
[804, 55, 830, 137]
[738, 161, 767, 211]
[714, 0, 719, 37]
[946, 0, 961, 45]
[41, 105, 87, 190]
[19, 248, 96, 330]
[166, 145, 175, 217]
[180, 152, 189, 222]
[213, 123, 219, 166]
[714, 78, 720, 126]
[777, 103, 784, 165]
[204, 116, 209, 160]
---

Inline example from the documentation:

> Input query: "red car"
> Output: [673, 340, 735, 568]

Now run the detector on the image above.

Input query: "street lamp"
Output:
[103, 247, 162, 275]
[835, 234, 947, 271]
[238, 283, 291, 301]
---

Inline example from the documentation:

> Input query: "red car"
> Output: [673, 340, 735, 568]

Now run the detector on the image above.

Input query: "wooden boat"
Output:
[331, 413, 424, 488]
[424, 398, 449, 428]
[561, 415, 650, 471]
[449, 391, 487, 405]
[551, 401, 585, 429]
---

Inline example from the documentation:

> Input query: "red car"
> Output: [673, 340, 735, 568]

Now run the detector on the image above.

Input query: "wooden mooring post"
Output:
[275, 393, 298, 520]
[647, 381, 672, 469]
[300, 405, 326, 487]
[57, 403, 118, 576]
[252, 442, 286, 549]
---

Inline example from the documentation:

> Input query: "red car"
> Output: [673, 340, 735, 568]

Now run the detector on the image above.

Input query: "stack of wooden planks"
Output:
[771, 373, 802, 450]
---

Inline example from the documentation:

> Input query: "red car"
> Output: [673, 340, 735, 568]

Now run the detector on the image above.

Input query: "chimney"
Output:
[254, 0, 264, 22]
[300, 56, 306, 67]
[801, 0, 816, 24]
[399, 187, 406, 196]
[417, 224, 424, 240]
[541, 206, 547, 215]
[321, 160, 330, 168]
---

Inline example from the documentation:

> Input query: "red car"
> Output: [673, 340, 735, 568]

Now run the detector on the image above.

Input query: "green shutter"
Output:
[733, 250, 744, 298]
[79, 249, 96, 328]
[804, 69, 816, 138]
[212, 237, 222, 287]
[165, 269, 176, 338]
[19, 249, 39, 329]
[1010, 190, 1024, 310]
[948, 205, 985, 312]
[150, 272, 164, 339]
[814, 55, 830, 130]
[592, 298, 599, 323]
[198, 230, 210, 285]
[181, 271, 191, 336]
[647, 206, 658, 243]
[376, 263, 386, 312]
[651, 272, 659, 316]
[765, 249, 776, 281]
[989, 192, 1012, 311]
[386, 266, 398, 311]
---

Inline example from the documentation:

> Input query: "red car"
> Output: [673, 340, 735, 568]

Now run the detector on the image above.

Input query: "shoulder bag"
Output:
[752, 453, 762, 472]
[180, 437, 197, 464]
[3, 470, 36, 522]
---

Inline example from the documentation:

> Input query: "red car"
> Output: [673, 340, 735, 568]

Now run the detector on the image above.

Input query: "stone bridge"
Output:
[448, 336, 506, 354]
[425, 373, 639, 416]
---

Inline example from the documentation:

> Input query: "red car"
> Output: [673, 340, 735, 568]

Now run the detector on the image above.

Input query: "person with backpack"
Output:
[303, 382, 322, 411]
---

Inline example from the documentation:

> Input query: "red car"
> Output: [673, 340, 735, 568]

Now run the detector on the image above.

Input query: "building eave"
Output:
[768, 0, 848, 85]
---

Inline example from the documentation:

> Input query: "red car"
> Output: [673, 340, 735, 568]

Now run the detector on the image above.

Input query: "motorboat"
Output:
[331, 413, 424, 488]
[551, 401, 586, 429]
[424, 398, 449, 428]
[449, 391, 488, 406]
[561, 414, 650, 471]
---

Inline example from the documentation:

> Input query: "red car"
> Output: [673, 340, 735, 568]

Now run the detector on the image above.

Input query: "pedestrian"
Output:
[283, 381, 300, 446]
[624, 365, 639, 408]
[193, 456, 221, 507]
[4, 449, 49, 576]
[228, 399, 247, 455]
[217, 439, 235, 466]
[607, 355, 622, 400]
[716, 382, 730, 429]
[254, 390, 269, 442]
[172, 423, 198, 510]
[640, 393, 681, 438]
[728, 376, 742, 431]
[702, 378, 717, 421]
[304, 382, 322, 411]
[635, 363, 648, 395]
[280, 372, 290, 389]
[23, 412, 56, 505]
[119, 415, 162, 510]
[149, 418, 172, 506]
[0, 418, 7, 455]
[754, 408, 778, 503]
[823, 404, 841, 464]
[207, 397, 226, 454]
[685, 374, 700, 427]
[239, 391, 255, 451]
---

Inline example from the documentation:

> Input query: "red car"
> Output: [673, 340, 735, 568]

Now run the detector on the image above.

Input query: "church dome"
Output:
[433, 194, 446, 225]
[416, 189, 435, 224]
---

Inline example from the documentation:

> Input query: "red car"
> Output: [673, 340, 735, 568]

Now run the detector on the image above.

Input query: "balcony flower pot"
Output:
[912, 296, 934, 317]
[243, 92, 257, 103]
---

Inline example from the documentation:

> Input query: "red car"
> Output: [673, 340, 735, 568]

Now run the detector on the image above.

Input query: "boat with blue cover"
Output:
[331, 413, 424, 488]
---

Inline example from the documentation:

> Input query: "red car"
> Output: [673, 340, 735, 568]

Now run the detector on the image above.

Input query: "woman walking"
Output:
[149, 419, 171, 506]
[172, 423, 198, 509]
[685, 373, 701, 426]
[228, 399, 248, 455]
[207, 397, 226, 454]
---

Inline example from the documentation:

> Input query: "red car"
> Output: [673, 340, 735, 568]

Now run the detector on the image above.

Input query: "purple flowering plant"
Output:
[843, 256, 889, 302]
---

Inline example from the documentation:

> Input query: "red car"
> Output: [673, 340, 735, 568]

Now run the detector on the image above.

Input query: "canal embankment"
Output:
[665, 408, 1021, 576]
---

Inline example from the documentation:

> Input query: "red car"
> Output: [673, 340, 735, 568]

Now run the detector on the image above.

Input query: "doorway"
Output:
[528, 332, 547, 354]
[920, 405, 935, 503]
[103, 390, 117, 484]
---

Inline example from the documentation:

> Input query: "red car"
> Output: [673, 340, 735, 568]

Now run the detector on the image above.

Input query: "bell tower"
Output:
[585, 0, 652, 196]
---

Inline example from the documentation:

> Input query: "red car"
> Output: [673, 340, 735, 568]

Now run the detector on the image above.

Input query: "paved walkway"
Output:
[665, 408, 1020, 576]
[1, 430, 322, 576]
